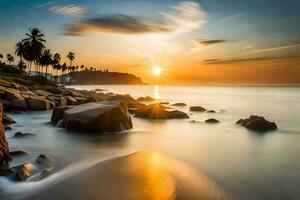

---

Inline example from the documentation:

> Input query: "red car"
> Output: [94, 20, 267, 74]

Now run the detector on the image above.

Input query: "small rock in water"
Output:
[171, 103, 187, 106]
[236, 115, 278, 132]
[10, 150, 31, 156]
[190, 106, 206, 112]
[4, 126, 12, 131]
[205, 118, 220, 123]
[36, 154, 52, 164]
[14, 131, 35, 138]
[0, 163, 39, 181]
[206, 110, 216, 113]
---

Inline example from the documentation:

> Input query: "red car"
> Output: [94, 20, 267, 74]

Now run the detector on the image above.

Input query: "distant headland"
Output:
[67, 70, 144, 85]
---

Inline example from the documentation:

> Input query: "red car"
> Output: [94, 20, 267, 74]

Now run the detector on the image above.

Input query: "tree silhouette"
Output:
[7, 54, 14, 65]
[22, 28, 46, 75]
[67, 52, 75, 67]
[38, 49, 53, 78]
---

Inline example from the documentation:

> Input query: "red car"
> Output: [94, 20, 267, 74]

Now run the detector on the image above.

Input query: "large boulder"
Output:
[236, 115, 278, 132]
[51, 106, 72, 124]
[66, 96, 78, 105]
[11, 99, 28, 110]
[26, 97, 55, 110]
[63, 102, 132, 132]
[134, 103, 189, 119]
[0, 103, 9, 168]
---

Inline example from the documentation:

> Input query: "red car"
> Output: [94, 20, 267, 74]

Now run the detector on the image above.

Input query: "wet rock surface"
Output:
[236, 115, 278, 132]
[205, 118, 220, 123]
[190, 106, 206, 112]
[0, 103, 9, 168]
[134, 104, 189, 119]
[62, 102, 133, 132]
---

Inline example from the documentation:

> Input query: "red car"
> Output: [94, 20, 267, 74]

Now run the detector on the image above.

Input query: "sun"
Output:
[152, 66, 161, 76]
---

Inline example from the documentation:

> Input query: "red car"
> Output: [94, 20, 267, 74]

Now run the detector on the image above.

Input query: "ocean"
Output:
[1, 85, 300, 199]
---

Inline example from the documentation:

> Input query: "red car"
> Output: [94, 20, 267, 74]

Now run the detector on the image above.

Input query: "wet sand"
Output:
[23, 151, 225, 200]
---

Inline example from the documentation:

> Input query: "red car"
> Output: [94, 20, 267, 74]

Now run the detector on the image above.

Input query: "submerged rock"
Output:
[14, 131, 35, 138]
[171, 103, 187, 106]
[236, 115, 278, 132]
[0, 163, 38, 181]
[0, 103, 9, 168]
[10, 150, 31, 156]
[190, 106, 206, 112]
[205, 118, 220, 124]
[63, 102, 132, 132]
[134, 103, 189, 119]
[206, 110, 216, 113]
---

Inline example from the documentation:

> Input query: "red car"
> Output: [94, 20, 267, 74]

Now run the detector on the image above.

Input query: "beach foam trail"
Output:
[2, 151, 226, 200]
[0, 152, 133, 200]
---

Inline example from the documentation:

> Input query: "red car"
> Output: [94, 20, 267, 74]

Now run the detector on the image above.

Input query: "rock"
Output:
[51, 106, 73, 124]
[57, 119, 65, 128]
[4, 126, 12, 131]
[137, 96, 155, 102]
[171, 103, 186, 106]
[0, 163, 38, 181]
[159, 102, 170, 105]
[0, 103, 9, 168]
[205, 118, 220, 123]
[14, 131, 35, 138]
[10, 150, 31, 156]
[66, 96, 78, 105]
[63, 102, 132, 132]
[206, 110, 216, 113]
[11, 99, 28, 110]
[3, 114, 16, 125]
[48, 96, 67, 107]
[33, 89, 53, 97]
[190, 106, 206, 112]
[134, 103, 189, 119]
[107, 94, 136, 102]
[0, 86, 24, 101]
[236, 115, 278, 132]
[36, 154, 52, 164]
[86, 96, 97, 103]
[75, 97, 87, 104]
[26, 97, 55, 110]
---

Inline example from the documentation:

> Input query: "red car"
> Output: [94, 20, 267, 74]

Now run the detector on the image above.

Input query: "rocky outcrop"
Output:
[171, 103, 187, 106]
[0, 103, 9, 168]
[14, 132, 35, 138]
[137, 96, 155, 102]
[62, 102, 132, 132]
[236, 115, 278, 132]
[134, 103, 189, 119]
[26, 97, 55, 110]
[190, 106, 206, 112]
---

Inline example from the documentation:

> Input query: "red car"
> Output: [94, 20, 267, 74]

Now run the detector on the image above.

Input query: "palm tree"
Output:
[15, 41, 26, 63]
[76, 65, 79, 71]
[38, 49, 53, 78]
[17, 60, 26, 74]
[67, 52, 75, 67]
[0, 54, 3, 63]
[22, 28, 46, 75]
[7, 54, 14, 65]
[62, 63, 67, 75]
[80, 65, 84, 71]
[53, 53, 61, 76]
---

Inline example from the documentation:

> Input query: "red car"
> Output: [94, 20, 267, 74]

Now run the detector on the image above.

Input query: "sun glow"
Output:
[152, 66, 161, 76]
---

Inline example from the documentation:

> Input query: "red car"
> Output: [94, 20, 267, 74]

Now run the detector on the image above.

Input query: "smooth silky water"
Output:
[1, 85, 300, 199]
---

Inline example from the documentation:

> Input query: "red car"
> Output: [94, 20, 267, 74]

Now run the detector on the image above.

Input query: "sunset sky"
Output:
[0, 0, 300, 84]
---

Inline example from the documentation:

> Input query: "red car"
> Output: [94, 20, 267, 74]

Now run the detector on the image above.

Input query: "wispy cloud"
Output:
[64, 15, 171, 36]
[241, 45, 253, 50]
[219, 14, 244, 23]
[49, 4, 87, 16]
[203, 55, 300, 65]
[64, 1, 205, 36]
[36, 1, 55, 8]
[194, 39, 227, 46]
[242, 44, 300, 55]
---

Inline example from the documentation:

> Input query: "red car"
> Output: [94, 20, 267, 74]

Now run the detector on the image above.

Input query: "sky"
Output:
[0, 0, 300, 84]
